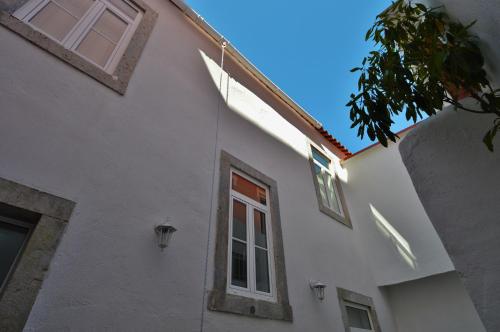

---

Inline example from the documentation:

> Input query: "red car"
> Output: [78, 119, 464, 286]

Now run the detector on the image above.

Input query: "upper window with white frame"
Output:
[310, 145, 351, 227]
[14, 0, 143, 73]
[228, 170, 276, 302]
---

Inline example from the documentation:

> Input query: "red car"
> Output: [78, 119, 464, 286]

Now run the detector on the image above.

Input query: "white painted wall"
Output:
[0, 0, 397, 331]
[342, 135, 454, 286]
[0, 0, 485, 331]
[386, 272, 485, 332]
[400, 105, 500, 332]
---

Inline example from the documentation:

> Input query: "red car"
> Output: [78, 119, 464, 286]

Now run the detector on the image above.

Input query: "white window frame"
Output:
[0, 215, 34, 293]
[311, 146, 345, 217]
[13, 0, 143, 73]
[345, 301, 375, 332]
[227, 169, 277, 302]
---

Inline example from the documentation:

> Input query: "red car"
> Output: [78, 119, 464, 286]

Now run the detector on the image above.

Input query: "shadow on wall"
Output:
[369, 204, 417, 270]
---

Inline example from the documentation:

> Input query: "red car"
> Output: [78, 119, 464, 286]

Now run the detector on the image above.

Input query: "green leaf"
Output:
[346, 0, 498, 151]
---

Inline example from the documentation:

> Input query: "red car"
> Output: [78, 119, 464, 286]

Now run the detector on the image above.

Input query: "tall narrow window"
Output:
[14, 0, 143, 73]
[310, 146, 350, 226]
[228, 171, 275, 301]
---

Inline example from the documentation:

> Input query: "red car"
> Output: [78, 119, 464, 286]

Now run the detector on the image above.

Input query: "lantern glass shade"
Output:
[155, 224, 177, 250]
[310, 281, 327, 300]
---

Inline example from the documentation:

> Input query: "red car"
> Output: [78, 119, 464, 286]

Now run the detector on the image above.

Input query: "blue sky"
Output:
[186, 0, 415, 152]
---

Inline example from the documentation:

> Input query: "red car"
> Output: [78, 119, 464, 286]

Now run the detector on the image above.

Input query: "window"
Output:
[310, 145, 351, 227]
[208, 151, 292, 321]
[345, 302, 374, 331]
[13, 0, 142, 73]
[228, 171, 275, 301]
[0, 179, 75, 331]
[0, 215, 35, 293]
[337, 288, 381, 332]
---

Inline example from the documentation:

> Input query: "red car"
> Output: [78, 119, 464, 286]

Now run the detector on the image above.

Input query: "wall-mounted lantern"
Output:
[310, 280, 327, 301]
[155, 222, 177, 251]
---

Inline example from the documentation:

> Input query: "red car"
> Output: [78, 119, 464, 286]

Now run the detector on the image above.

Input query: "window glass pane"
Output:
[76, 29, 116, 67]
[232, 200, 246, 241]
[108, 0, 138, 19]
[231, 240, 247, 288]
[312, 147, 330, 169]
[325, 172, 341, 213]
[346, 305, 372, 330]
[253, 210, 267, 248]
[232, 173, 266, 205]
[255, 247, 270, 293]
[0, 222, 29, 288]
[54, 0, 94, 18]
[93, 10, 128, 43]
[315, 165, 329, 207]
[30, 2, 78, 41]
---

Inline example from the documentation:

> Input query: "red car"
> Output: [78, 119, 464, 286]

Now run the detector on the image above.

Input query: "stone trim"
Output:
[0, 177, 75, 331]
[208, 150, 292, 321]
[0, 0, 158, 95]
[308, 144, 352, 228]
[337, 287, 381, 332]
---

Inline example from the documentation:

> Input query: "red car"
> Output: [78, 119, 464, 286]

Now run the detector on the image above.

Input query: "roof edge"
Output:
[343, 124, 418, 161]
[168, 0, 351, 157]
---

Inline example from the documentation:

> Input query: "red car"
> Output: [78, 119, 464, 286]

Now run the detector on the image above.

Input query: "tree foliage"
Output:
[347, 0, 500, 150]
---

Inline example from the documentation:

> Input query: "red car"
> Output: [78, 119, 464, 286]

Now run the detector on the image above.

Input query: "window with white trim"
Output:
[228, 170, 276, 301]
[345, 302, 375, 332]
[13, 0, 143, 73]
[310, 145, 349, 221]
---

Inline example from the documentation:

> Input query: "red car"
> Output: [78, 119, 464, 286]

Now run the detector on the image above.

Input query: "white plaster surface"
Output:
[399, 106, 500, 332]
[343, 137, 454, 286]
[0, 0, 484, 331]
[423, 0, 500, 86]
[386, 272, 486, 332]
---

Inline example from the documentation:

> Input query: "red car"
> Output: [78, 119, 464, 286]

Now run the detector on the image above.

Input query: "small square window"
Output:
[337, 288, 381, 332]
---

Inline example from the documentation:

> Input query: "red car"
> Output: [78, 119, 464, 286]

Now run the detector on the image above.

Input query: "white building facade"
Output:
[0, 0, 488, 331]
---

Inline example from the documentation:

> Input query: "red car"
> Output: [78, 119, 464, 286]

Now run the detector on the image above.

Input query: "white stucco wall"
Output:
[400, 1, 500, 331]
[0, 0, 398, 331]
[424, 0, 500, 86]
[386, 272, 485, 332]
[343, 137, 454, 286]
[0, 0, 487, 331]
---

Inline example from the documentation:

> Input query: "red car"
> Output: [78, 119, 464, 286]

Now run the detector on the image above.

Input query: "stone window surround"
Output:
[208, 150, 293, 322]
[337, 287, 382, 332]
[308, 142, 352, 228]
[0, 177, 75, 331]
[0, 0, 158, 95]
